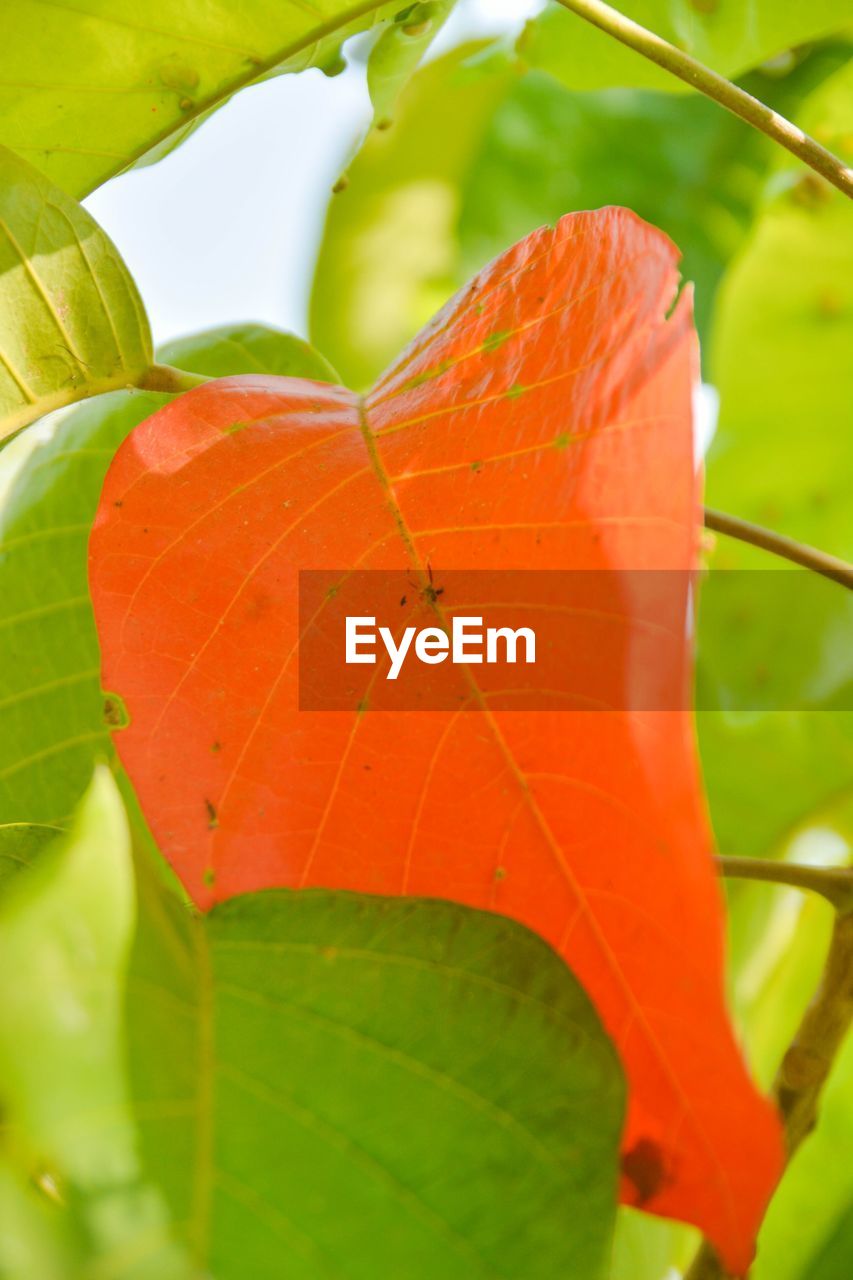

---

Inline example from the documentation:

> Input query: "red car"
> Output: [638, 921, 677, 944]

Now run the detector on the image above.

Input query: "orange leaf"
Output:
[90, 209, 782, 1271]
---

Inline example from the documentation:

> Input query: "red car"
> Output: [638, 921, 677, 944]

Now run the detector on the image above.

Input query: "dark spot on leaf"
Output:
[102, 693, 130, 729]
[400, 594, 407, 606]
[211, 741, 222, 753]
[506, 383, 525, 400]
[493, 866, 507, 882]
[553, 432, 572, 450]
[202, 867, 216, 887]
[621, 1139, 667, 1206]
[205, 799, 219, 830]
[470, 460, 483, 473]
[113, 500, 123, 508]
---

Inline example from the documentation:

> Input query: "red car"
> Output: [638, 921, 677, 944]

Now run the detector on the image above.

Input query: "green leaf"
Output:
[0, 767, 624, 1278]
[309, 39, 843, 383]
[608, 1206, 698, 1280]
[708, 78, 853, 558]
[697, 59, 853, 864]
[128, 875, 624, 1278]
[800, 1197, 853, 1279]
[0, 1156, 79, 1280]
[742, 894, 853, 1280]
[0, 147, 152, 442]
[0, 767, 133, 1176]
[0, 0, 402, 198]
[0, 768, 191, 1277]
[367, 1, 455, 129]
[158, 321, 340, 383]
[693, 66, 853, 1271]
[0, 323, 335, 830]
[0, 822, 60, 890]
[0, 389, 170, 828]
[310, 42, 519, 389]
[456, 53, 841, 347]
[521, 0, 853, 93]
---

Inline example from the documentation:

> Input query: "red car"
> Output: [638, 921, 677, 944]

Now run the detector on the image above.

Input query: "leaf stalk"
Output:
[137, 364, 212, 394]
[717, 855, 853, 913]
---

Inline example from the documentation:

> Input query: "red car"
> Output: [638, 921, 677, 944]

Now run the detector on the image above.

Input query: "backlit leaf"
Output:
[311, 42, 518, 389]
[0, 0, 402, 197]
[366, 0, 455, 129]
[0, 323, 333, 828]
[310, 39, 845, 384]
[0, 768, 191, 1278]
[90, 208, 783, 1269]
[159, 322, 340, 384]
[0, 147, 152, 442]
[698, 60, 853, 863]
[0, 390, 169, 827]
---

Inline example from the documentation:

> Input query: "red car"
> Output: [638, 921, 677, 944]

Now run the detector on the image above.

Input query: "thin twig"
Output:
[704, 507, 853, 589]
[718, 856, 853, 913]
[552, 0, 853, 199]
[688, 894, 853, 1278]
[775, 909, 853, 1153]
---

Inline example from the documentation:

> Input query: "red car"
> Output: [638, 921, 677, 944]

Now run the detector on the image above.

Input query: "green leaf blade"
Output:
[1, 1, 401, 198]
[158, 322, 340, 384]
[131, 886, 625, 1280]
[0, 147, 152, 441]
[0, 321, 337, 829]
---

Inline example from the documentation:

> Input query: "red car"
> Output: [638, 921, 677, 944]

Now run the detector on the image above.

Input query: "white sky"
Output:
[84, 0, 543, 349]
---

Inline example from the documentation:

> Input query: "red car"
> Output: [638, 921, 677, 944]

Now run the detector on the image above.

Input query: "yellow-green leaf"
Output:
[0, 147, 152, 441]
[1, 0, 402, 198]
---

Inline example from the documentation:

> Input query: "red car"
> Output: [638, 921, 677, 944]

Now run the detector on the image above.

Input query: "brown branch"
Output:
[687, 905, 853, 1279]
[704, 508, 853, 590]
[718, 856, 853, 913]
[552, 0, 853, 199]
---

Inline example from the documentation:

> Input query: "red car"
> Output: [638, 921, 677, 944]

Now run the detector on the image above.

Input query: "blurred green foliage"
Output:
[0, 773, 625, 1280]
